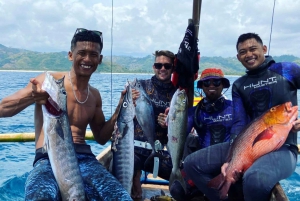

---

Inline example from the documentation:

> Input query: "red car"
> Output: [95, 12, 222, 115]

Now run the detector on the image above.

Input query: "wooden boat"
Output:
[97, 146, 298, 201]
[0, 132, 297, 200]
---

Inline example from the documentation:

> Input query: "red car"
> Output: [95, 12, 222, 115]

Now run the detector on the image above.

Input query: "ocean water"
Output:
[0, 71, 299, 200]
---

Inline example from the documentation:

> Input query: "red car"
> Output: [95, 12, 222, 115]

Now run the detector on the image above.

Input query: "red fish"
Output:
[208, 102, 298, 199]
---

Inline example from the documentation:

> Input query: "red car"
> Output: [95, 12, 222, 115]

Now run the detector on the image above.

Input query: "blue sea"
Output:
[0, 71, 299, 200]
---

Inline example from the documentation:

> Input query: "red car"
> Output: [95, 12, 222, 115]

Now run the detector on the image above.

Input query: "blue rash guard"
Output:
[187, 96, 233, 148]
[230, 56, 300, 155]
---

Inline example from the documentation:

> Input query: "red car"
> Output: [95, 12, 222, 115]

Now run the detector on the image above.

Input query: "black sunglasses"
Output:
[202, 79, 222, 87]
[153, 63, 173, 70]
[74, 28, 103, 44]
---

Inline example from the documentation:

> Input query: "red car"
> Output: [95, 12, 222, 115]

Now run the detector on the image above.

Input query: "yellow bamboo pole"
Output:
[0, 131, 95, 142]
[1, 132, 299, 154]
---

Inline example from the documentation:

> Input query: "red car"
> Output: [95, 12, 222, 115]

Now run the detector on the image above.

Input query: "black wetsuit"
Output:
[134, 76, 177, 180]
[184, 56, 299, 201]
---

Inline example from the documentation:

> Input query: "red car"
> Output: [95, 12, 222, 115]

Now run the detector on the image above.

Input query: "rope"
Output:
[268, 0, 276, 56]
[110, 0, 114, 115]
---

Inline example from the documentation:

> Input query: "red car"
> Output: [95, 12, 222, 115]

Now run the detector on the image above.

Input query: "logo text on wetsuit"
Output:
[244, 77, 277, 90]
[204, 114, 232, 122]
[151, 98, 170, 108]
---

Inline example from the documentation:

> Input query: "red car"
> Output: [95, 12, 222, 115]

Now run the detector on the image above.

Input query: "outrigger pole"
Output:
[188, 0, 202, 108]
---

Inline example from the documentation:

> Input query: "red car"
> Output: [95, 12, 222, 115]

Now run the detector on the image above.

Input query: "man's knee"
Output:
[243, 171, 273, 198]
[183, 154, 195, 175]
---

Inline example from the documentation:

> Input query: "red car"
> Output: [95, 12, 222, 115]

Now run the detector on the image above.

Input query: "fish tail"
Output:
[208, 174, 232, 200]
[220, 181, 231, 200]
[207, 173, 225, 190]
[169, 169, 186, 193]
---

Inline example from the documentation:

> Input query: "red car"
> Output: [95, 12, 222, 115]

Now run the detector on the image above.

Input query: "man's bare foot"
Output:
[131, 170, 142, 199]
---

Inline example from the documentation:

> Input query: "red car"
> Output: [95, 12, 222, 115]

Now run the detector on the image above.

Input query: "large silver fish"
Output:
[42, 72, 86, 201]
[130, 79, 156, 153]
[111, 83, 135, 194]
[167, 89, 188, 192]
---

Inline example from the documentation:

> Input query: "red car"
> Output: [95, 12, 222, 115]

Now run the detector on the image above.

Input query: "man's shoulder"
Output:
[271, 61, 300, 68]
[49, 71, 68, 80]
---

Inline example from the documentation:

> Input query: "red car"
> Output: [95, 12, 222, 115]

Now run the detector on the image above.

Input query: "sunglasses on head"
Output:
[202, 79, 222, 87]
[74, 28, 103, 44]
[153, 63, 173, 70]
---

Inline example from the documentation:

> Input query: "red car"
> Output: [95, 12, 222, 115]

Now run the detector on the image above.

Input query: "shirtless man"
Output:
[0, 28, 132, 201]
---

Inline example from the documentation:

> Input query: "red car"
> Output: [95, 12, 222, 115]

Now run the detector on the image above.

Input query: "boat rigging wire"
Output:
[268, 0, 276, 56]
[110, 0, 114, 116]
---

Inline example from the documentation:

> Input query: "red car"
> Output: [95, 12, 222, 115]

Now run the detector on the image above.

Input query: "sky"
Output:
[0, 0, 299, 58]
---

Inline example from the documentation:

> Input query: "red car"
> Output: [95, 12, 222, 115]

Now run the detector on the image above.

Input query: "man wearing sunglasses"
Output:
[0, 28, 132, 200]
[184, 33, 300, 201]
[170, 68, 234, 201]
[131, 50, 177, 199]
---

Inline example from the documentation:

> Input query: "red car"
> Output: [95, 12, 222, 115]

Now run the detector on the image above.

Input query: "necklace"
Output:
[68, 71, 89, 104]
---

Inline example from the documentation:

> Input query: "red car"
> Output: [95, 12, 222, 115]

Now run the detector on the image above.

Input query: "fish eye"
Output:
[123, 102, 128, 108]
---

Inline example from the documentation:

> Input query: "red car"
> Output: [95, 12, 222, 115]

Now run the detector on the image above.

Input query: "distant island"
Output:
[1, 44, 299, 75]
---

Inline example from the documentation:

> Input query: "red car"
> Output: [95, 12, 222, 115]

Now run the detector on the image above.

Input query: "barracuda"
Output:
[42, 72, 86, 201]
[111, 83, 135, 194]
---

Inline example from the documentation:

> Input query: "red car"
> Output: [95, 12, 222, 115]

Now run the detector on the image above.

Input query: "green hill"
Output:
[0, 44, 299, 75]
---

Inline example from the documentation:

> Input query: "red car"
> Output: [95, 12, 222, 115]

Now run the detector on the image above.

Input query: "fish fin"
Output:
[208, 174, 231, 200]
[219, 181, 231, 200]
[42, 134, 49, 153]
[207, 173, 225, 190]
[252, 127, 275, 147]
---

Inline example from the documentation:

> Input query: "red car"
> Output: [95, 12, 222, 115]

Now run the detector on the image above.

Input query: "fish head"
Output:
[263, 102, 298, 126]
[173, 89, 188, 112]
[42, 72, 67, 116]
[118, 83, 135, 122]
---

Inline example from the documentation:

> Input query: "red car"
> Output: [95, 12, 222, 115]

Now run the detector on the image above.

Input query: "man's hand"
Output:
[158, 107, 169, 128]
[221, 162, 229, 177]
[221, 162, 242, 182]
[132, 89, 140, 107]
[292, 119, 300, 132]
[30, 78, 49, 105]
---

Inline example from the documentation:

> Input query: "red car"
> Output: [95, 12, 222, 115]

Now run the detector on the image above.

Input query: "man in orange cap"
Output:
[170, 68, 234, 201]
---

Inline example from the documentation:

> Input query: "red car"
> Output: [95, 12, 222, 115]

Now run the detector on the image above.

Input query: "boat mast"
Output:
[187, 0, 202, 108]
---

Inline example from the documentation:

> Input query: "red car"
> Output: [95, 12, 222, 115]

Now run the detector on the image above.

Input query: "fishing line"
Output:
[268, 0, 276, 56]
[110, 0, 114, 116]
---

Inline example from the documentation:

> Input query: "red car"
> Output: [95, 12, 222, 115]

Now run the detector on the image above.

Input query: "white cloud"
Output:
[0, 0, 299, 57]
